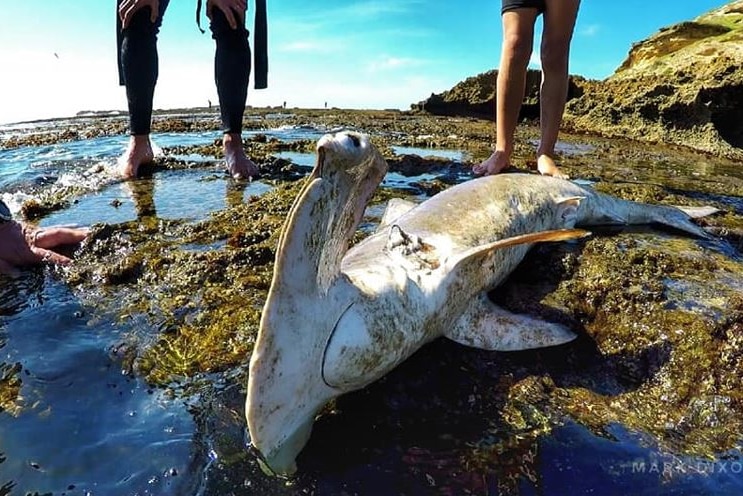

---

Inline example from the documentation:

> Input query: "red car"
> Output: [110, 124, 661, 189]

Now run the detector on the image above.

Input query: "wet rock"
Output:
[564, 1, 743, 159]
[411, 69, 585, 121]
[407, 1, 743, 160]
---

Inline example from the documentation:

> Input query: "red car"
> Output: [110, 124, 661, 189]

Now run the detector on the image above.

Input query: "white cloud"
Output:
[247, 72, 446, 111]
[365, 56, 425, 72]
[279, 41, 331, 53]
[0, 50, 123, 124]
[579, 24, 600, 37]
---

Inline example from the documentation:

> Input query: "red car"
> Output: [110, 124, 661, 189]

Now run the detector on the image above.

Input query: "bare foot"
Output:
[472, 150, 511, 176]
[224, 133, 259, 180]
[118, 135, 154, 179]
[536, 154, 569, 179]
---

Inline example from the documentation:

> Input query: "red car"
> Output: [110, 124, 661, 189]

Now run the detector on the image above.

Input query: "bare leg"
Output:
[119, 134, 154, 179]
[209, 8, 259, 180]
[223, 132, 259, 180]
[536, 0, 580, 178]
[474, 9, 538, 176]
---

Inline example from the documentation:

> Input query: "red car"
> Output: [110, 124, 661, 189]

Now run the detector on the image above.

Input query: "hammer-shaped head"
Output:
[246, 131, 387, 475]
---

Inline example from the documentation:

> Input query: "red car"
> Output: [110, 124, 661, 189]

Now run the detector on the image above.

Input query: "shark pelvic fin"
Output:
[444, 293, 577, 351]
[378, 198, 418, 230]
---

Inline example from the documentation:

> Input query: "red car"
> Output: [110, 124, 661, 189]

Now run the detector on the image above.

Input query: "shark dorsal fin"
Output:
[555, 196, 584, 227]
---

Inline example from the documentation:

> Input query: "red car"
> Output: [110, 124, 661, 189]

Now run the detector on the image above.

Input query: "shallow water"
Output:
[390, 145, 469, 162]
[1, 121, 743, 495]
[0, 126, 315, 495]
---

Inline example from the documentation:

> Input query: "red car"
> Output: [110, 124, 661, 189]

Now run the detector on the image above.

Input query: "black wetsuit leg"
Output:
[117, 0, 171, 135]
[209, 8, 251, 134]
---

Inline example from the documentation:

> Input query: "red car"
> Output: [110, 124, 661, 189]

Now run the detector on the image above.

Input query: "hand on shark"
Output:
[0, 221, 89, 277]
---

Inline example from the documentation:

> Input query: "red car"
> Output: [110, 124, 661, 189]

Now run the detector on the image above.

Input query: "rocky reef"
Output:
[412, 1, 743, 160]
[564, 0, 743, 159]
[2, 107, 743, 491]
[411, 69, 585, 121]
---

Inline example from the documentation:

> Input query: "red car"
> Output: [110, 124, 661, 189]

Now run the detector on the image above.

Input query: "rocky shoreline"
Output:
[1, 101, 743, 490]
[1, 3, 743, 489]
[413, 0, 743, 161]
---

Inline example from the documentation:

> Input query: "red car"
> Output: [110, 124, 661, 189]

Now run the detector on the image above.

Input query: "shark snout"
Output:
[316, 131, 369, 166]
[246, 360, 334, 476]
[248, 411, 315, 476]
[246, 310, 342, 476]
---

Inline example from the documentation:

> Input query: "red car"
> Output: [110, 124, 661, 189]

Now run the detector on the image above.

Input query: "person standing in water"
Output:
[116, 0, 268, 179]
[473, 0, 580, 178]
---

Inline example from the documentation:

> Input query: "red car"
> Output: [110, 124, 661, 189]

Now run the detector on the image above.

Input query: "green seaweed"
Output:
[4, 108, 743, 469]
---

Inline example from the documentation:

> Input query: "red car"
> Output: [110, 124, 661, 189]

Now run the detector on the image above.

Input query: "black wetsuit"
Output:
[116, 0, 267, 135]
[501, 0, 546, 14]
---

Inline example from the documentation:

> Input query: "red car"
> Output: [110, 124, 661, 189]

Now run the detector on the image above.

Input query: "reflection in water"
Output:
[0, 272, 45, 317]
[0, 276, 201, 495]
[391, 145, 468, 161]
[2, 123, 743, 494]
[126, 177, 157, 221]
[226, 180, 248, 211]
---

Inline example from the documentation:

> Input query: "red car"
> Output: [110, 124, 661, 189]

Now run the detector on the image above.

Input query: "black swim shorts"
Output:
[502, 0, 546, 14]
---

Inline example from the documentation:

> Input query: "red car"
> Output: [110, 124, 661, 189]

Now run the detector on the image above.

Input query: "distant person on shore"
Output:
[473, 0, 580, 178]
[116, 0, 268, 179]
[0, 199, 88, 277]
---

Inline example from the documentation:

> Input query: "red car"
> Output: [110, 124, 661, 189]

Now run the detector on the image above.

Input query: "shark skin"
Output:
[246, 131, 714, 476]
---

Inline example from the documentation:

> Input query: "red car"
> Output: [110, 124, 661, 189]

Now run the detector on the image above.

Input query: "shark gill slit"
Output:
[321, 302, 357, 388]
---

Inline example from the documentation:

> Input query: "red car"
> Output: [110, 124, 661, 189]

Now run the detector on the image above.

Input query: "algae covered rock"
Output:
[564, 0, 743, 159]
[411, 69, 584, 120]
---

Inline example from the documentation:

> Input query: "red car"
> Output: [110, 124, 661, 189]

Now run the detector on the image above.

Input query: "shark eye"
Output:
[348, 134, 361, 147]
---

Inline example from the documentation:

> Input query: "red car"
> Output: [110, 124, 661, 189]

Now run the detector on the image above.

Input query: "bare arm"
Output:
[0, 221, 89, 277]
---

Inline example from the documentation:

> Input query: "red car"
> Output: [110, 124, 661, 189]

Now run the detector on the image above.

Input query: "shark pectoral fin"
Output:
[378, 198, 418, 230]
[445, 228, 591, 277]
[444, 294, 577, 351]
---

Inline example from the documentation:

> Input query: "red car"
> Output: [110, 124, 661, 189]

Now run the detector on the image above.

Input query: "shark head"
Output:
[246, 131, 388, 476]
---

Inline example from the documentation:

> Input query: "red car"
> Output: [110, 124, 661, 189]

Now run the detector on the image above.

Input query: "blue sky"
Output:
[0, 0, 731, 125]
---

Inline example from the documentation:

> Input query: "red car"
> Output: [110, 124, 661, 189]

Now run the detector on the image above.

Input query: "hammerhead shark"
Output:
[246, 131, 714, 475]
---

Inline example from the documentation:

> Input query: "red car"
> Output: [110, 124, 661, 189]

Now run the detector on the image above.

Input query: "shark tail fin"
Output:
[647, 204, 715, 238]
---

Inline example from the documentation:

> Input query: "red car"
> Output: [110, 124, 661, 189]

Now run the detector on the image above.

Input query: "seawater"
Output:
[0, 125, 471, 495]
[1, 123, 742, 495]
